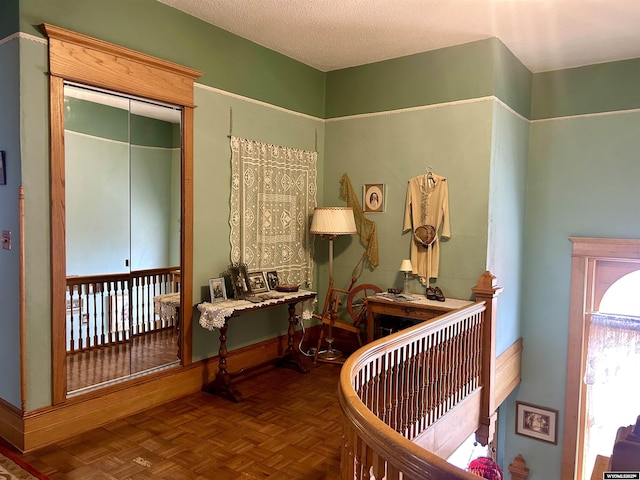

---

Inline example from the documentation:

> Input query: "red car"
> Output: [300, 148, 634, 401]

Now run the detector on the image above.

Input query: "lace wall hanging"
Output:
[230, 136, 317, 287]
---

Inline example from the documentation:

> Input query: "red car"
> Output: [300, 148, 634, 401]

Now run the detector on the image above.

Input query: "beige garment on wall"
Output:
[403, 173, 451, 279]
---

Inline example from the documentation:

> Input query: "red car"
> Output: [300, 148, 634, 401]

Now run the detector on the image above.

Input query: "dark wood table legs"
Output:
[275, 301, 310, 374]
[202, 297, 312, 402]
[202, 320, 244, 402]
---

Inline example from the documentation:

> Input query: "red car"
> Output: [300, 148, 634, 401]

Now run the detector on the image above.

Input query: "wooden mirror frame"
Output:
[42, 24, 202, 404]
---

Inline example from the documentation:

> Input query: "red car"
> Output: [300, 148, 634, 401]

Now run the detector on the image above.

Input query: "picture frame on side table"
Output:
[363, 183, 385, 213]
[266, 270, 279, 290]
[515, 401, 558, 444]
[247, 271, 269, 294]
[229, 263, 251, 300]
[209, 277, 227, 303]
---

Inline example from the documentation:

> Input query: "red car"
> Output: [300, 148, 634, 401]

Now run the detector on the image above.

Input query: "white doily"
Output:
[198, 290, 316, 331]
[153, 292, 181, 320]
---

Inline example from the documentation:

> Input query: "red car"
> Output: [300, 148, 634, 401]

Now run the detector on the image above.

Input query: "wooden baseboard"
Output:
[0, 398, 24, 449]
[1, 326, 321, 453]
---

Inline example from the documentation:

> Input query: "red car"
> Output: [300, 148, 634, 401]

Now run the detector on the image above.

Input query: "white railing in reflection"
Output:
[65, 267, 180, 352]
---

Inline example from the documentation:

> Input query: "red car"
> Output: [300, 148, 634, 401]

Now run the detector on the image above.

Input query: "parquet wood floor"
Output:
[22, 362, 343, 479]
[67, 329, 180, 393]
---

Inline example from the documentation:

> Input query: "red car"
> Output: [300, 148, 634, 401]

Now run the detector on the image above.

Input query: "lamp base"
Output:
[317, 348, 343, 362]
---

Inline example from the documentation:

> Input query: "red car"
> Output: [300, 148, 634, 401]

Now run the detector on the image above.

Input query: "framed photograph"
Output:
[209, 277, 227, 303]
[0, 151, 5, 185]
[110, 293, 130, 332]
[515, 401, 558, 444]
[363, 183, 385, 213]
[266, 270, 279, 290]
[229, 262, 251, 299]
[247, 271, 269, 293]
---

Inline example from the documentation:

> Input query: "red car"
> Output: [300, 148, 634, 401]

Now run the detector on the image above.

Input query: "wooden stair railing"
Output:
[338, 271, 505, 479]
[65, 267, 180, 353]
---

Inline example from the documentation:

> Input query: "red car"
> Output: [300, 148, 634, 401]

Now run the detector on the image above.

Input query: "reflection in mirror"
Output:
[64, 83, 182, 394]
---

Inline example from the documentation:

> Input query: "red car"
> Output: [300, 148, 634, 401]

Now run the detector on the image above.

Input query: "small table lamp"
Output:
[400, 259, 413, 294]
[310, 207, 357, 361]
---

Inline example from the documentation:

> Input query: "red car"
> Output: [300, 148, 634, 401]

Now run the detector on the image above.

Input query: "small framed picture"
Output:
[515, 401, 558, 444]
[0, 151, 5, 185]
[266, 270, 279, 290]
[229, 262, 251, 299]
[363, 183, 385, 213]
[247, 271, 269, 294]
[209, 277, 227, 303]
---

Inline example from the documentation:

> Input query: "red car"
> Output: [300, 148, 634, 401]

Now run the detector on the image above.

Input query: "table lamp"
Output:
[310, 207, 357, 361]
[400, 259, 413, 294]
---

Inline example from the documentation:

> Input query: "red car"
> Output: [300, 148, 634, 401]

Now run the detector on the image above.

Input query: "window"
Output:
[564, 238, 640, 480]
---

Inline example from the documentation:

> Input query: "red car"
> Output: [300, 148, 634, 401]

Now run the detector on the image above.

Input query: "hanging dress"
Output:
[403, 173, 451, 279]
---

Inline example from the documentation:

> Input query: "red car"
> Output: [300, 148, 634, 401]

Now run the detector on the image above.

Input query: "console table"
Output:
[365, 293, 473, 342]
[197, 290, 316, 402]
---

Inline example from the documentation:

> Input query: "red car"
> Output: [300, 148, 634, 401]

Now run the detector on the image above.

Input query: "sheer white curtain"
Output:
[583, 313, 640, 477]
[229, 136, 317, 287]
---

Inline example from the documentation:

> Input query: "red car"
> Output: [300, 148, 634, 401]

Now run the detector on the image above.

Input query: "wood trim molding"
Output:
[181, 106, 194, 364]
[495, 337, 522, 407]
[41, 24, 202, 405]
[562, 237, 640, 480]
[40, 24, 202, 107]
[19, 186, 26, 411]
[49, 75, 67, 404]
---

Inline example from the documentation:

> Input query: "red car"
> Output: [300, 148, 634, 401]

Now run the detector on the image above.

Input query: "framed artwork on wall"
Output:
[515, 401, 558, 444]
[363, 183, 385, 213]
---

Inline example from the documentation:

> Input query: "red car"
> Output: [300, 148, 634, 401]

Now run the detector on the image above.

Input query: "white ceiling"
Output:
[156, 0, 640, 73]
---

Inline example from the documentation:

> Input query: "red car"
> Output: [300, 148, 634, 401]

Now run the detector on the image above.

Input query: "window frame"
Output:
[563, 237, 640, 480]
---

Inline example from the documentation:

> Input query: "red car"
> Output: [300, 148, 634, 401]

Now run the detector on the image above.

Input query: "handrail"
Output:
[65, 267, 180, 352]
[338, 302, 487, 479]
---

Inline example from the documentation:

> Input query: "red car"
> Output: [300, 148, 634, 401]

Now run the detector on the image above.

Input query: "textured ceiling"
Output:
[156, 0, 640, 73]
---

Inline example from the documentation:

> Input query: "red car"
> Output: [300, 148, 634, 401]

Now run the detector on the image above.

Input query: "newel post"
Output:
[472, 271, 503, 447]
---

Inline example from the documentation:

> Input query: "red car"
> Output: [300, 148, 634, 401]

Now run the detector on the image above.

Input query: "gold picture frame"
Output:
[363, 183, 385, 213]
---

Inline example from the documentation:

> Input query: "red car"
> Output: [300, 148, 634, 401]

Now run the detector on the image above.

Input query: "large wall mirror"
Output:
[43, 24, 201, 403]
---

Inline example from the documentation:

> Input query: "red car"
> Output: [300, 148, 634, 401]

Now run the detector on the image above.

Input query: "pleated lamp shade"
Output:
[310, 207, 357, 235]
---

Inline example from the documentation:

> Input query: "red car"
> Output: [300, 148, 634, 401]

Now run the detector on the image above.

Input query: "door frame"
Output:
[562, 237, 640, 479]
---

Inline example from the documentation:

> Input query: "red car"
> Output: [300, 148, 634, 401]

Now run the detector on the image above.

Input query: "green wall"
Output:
[532, 58, 640, 119]
[0, 35, 22, 409]
[326, 40, 495, 119]
[324, 100, 494, 301]
[4, 1, 640, 478]
[0, 0, 19, 39]
[191, 85, 324, 360]
[505, 108, 640, 479]
[19, 0, 325, 118]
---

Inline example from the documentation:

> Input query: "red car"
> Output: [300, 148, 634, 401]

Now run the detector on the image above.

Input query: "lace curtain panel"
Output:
[583, 313, 640, 474]
[230, 136, 317, 287]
